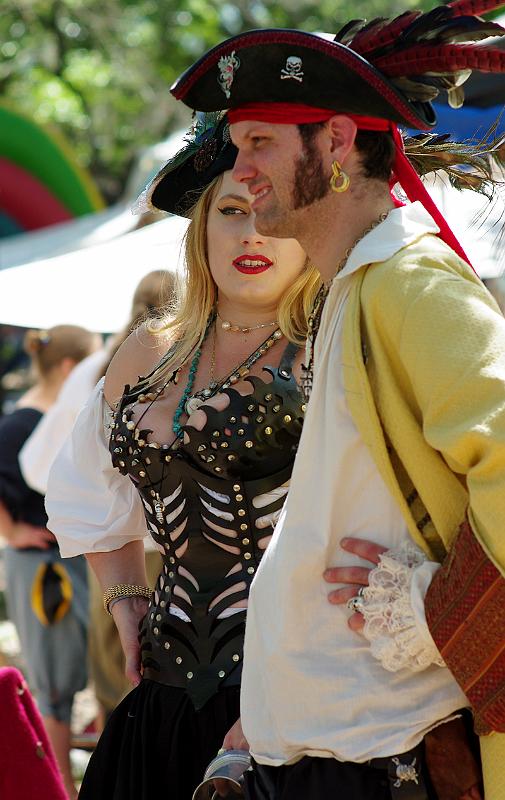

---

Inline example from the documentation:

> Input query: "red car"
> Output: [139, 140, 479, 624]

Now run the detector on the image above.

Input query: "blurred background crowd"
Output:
[0, 0, 504, 795]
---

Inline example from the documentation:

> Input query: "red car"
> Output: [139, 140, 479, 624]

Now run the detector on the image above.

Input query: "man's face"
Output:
[230, 120, 331, 239]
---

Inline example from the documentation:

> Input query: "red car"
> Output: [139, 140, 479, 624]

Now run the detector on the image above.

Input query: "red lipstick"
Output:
[232, 254, 273, 275]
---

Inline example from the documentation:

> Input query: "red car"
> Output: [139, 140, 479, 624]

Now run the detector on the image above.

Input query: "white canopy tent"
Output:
[0, 214, 188, 332]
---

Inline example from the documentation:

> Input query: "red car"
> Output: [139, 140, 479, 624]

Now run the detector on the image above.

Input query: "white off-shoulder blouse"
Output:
[46, 379, 148, 558]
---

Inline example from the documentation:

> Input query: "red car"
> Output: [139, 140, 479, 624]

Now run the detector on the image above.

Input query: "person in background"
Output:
[19, 270, 176, 726]
[0, 324, 100, 799]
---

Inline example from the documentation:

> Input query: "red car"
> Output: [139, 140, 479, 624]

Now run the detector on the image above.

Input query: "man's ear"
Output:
[326, 115, 358, 165]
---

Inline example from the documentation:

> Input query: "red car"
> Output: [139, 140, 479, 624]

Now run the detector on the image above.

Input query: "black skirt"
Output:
[78, 678, 240, 800]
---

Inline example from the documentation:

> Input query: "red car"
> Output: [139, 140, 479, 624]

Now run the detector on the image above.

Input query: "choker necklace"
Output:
[301, 210, 391, 402]
[217, 310, 277, 334]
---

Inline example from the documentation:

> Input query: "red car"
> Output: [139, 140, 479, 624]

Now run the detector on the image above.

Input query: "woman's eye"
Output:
[219, 206, 246, 216]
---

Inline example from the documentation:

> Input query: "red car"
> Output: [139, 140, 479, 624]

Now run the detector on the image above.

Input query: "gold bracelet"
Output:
[103, 584, 152, 616]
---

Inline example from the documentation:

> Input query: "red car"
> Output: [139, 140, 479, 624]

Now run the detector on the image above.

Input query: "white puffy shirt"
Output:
[240, 203, 468, 766]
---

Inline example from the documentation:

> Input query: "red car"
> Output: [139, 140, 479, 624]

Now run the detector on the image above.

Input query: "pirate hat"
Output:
[134, 112, 237, 217]
[171, 0, 505, 129]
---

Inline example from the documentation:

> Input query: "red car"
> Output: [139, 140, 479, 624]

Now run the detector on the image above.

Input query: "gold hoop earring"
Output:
[330, 161, 350, 193]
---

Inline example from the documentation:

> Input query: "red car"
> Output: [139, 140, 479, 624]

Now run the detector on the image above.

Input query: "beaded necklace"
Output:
[172, 332, 210, 438]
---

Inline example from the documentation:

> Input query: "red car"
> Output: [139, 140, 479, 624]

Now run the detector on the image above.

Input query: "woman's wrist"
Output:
[103, 583, 151, 615]
[110, 594, 150, 617]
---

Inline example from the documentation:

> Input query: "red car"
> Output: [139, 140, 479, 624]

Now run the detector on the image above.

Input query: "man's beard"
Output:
[293, 137, 331, 210]
[254, 138, 331, 237]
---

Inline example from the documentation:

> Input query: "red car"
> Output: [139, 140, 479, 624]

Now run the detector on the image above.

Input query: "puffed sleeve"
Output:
[46, 379, 148, 558]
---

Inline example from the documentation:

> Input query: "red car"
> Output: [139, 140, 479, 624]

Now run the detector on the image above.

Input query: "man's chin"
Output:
[255, 210, 291, 239]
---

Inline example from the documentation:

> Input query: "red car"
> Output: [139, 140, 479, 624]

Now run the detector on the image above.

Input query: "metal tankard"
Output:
[192, 749, 251, 800]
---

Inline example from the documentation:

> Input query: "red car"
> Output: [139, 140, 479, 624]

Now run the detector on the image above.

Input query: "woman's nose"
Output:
[240, 218, 266, 246]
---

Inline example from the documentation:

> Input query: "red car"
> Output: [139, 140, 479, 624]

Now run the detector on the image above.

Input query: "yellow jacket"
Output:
[341, 233, 505, 799]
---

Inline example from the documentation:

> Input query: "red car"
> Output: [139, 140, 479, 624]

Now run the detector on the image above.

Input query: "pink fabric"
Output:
[0, 667, 67, 800]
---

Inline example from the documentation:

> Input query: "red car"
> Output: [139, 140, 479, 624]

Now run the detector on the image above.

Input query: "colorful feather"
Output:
[375, 43, 505, 77]
[404, 126, 505, 200]
[447, 0, 505, 17]
[333, 19, 368, 45]
[341, 12, 421, 56]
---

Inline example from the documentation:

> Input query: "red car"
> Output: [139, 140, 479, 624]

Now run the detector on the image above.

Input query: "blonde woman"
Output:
[46, 114, 319, 800]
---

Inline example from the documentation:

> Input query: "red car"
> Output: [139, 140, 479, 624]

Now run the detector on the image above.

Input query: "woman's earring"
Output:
[330, 161, 350, 193]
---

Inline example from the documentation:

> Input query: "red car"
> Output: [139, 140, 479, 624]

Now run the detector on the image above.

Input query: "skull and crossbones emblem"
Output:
[392, 756, 419, 788]
[281, 56, 304, 82]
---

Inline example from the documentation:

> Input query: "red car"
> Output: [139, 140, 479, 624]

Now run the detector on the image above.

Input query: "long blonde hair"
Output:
[144, 175, 320, 386]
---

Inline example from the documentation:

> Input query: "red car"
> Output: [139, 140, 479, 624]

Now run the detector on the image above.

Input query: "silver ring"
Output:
[347, 595, 365, 613]
[357, 585, 366, 598]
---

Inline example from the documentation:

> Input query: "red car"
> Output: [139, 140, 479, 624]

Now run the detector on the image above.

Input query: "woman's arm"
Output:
[87, 539, 150, 685]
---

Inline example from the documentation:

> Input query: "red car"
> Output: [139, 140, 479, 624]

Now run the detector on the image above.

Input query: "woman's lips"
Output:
[232, 255, 273, 275]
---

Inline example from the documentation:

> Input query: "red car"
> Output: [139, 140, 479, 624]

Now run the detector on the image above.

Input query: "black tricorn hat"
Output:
[134, 112, 237, 217]
[171, 2, 505, 129]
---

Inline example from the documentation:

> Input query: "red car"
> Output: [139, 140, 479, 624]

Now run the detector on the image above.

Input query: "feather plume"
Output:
[406, 125, 505, 262]
[333, 19, 368, 45]
[404, 125, 505, 198]
[338, 0, 505, 108]
[347, 11, 421, 56]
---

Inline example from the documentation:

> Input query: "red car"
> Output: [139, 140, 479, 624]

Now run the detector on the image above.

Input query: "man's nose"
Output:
[232, 149, 256, 184]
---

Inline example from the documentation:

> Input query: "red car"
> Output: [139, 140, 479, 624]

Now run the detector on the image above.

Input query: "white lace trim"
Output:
[361, 543, 445, 673]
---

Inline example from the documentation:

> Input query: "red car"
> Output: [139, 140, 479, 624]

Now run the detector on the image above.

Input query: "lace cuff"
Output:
[360, 543, 446, 673]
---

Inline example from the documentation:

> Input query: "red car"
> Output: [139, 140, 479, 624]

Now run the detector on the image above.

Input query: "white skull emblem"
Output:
[281, 56, 304, 82]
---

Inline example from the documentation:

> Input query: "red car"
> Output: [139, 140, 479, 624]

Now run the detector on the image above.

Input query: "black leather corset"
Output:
[109, 344, 305, 709]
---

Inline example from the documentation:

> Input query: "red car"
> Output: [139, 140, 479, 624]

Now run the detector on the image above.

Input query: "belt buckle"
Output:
[391, 755, 419, 788]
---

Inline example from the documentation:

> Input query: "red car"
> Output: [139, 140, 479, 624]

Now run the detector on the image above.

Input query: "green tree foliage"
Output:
[0, 0, 470, 201]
